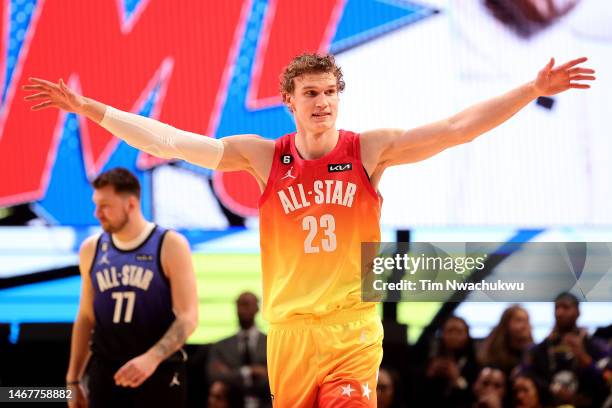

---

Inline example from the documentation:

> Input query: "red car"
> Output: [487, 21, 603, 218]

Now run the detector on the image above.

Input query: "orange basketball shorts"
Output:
[267, 308, 384, 407]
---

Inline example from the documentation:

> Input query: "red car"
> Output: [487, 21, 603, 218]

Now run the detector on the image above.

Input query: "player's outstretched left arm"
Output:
[361, 57, 595, 169]
[113, 231, 198, 388]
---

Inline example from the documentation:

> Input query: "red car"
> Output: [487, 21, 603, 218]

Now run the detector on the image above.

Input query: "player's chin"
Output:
[310, 116, 334, 129]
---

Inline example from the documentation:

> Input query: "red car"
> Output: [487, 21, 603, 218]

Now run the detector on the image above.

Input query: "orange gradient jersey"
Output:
[258, 130, 381, 324]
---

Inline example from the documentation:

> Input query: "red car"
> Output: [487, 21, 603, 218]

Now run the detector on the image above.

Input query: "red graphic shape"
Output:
[247, 0, 345, 109]
[213, 170, 261, 218]
[0, 0, 248, 205]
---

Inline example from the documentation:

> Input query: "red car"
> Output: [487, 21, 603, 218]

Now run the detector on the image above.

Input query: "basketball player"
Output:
[24, 53, 594, 407]
[64, 168, 198, 407]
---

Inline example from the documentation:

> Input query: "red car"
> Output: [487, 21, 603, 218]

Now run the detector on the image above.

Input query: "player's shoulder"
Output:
[161, 229, 191, 252]
[359, 128, 403, 155]
[78, 233, 102, 276]
[250, 135, 275, 152]
[79, 233, 101, 256]
[221, 133, 275, 163]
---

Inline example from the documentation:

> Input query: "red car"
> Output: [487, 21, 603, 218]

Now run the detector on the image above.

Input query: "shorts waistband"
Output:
[270, 307, 378, 328]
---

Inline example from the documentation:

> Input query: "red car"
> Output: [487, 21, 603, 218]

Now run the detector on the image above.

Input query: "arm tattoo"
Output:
[151, 318, 188, 360]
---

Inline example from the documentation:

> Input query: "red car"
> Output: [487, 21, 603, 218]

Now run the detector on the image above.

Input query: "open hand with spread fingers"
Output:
[22, 77, 86, 113]
[533, 57, 595, 96]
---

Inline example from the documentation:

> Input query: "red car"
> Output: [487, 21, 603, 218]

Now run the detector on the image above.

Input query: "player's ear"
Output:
[282, 92, 294, 113]
[127, 194, 139, 211]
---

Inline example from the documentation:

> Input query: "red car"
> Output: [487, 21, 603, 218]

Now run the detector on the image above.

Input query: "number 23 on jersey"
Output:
[302, 214, 336, 253]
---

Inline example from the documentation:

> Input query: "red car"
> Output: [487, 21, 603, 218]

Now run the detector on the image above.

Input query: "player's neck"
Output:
[113, 215, 150, 245]
[294, 127, 339, 160]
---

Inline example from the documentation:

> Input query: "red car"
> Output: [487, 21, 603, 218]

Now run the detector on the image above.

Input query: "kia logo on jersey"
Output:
[136, 254, 154, 261]
[328, 163, 352, 173]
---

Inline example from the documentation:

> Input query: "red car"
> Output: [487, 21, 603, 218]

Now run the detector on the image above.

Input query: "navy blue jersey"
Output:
[90, 226, 175, 364]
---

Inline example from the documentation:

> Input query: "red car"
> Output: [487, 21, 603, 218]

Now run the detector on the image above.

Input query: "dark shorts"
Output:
[87, 353, 186, 408]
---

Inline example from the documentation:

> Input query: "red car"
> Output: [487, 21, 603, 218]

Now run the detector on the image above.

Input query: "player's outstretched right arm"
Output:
[22, 78, 273, 175]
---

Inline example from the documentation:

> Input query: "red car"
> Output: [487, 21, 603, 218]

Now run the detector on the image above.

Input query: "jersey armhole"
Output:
[257, 141, 283, 207]
[87, 233, 102, 277]
[157, 229, 171, 285]
[354, 133, 380, 200]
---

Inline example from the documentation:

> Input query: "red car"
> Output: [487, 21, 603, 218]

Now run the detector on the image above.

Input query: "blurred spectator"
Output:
[594, 323, 612, 347]
[377, 366, 406, 408]
[472, 367, 507, 408]
[207, 292, 270, 408]
[511, 372, 550, 408]
[522, 293, 610, 408]
[207, 380, 245, 408]
[479, 305, 533, 376]
[484, 0, 579, 38]
[417, 316, 480, 406]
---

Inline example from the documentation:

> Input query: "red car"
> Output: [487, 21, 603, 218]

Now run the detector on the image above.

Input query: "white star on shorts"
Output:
[361, 383, 371, 400]
[169, 372, 181, 387]
[340, 384, 354, 397]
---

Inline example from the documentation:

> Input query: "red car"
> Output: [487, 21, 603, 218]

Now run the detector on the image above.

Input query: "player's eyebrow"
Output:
[301, 85, 336, 90]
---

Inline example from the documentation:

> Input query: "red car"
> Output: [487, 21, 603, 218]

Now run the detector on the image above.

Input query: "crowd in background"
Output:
[206, 292, 611, 408]
[404, 293, 610, 408]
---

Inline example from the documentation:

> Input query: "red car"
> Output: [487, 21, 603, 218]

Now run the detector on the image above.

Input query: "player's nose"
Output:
[314, 93, 328, 107]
